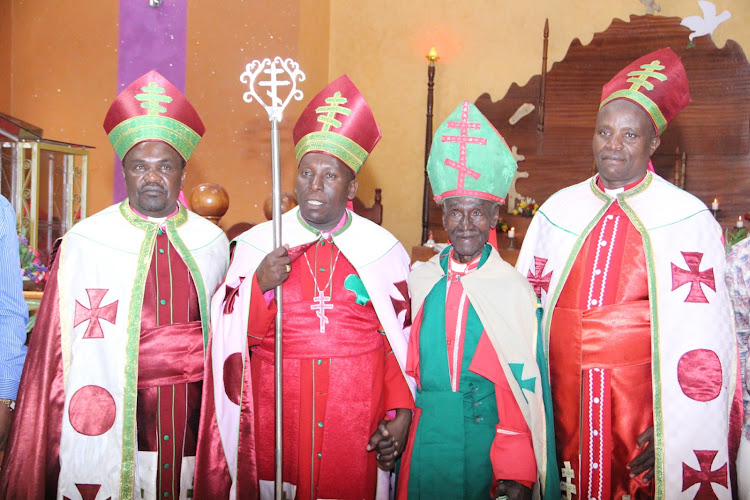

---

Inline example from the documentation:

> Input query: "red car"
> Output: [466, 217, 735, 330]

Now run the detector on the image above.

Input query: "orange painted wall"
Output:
[185, 0, 329, 230]
[4, 0, 330, 231]
[6, 0, 118, 213]
[329, 0, 750, 250]
[0, 1, 11, 111]
[5, 0, 747, 249]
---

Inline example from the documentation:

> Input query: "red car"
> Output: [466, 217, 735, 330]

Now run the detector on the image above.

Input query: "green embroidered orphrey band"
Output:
[165, 220, 211, 348]
[119, 199, 188, 230]
[617, 191, 665, 498]
[108, 115, 201, 161]
[116, 199, 195, 496]
[119, 220, 158, 499]
[295, 131, 368, 173]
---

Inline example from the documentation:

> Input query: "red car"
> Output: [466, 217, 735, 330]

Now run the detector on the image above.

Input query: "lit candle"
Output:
[426, 47, 439, 62]
[737, 216, 745, 228]
[712, 199, 719, 211]
[508, 227, 516, 239]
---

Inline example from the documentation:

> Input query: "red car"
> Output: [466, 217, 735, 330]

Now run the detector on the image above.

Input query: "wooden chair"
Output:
[352, 188, 383, 225]
[226, 222, 255, 241]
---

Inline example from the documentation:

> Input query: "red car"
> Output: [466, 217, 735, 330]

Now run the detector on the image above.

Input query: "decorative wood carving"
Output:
[423, 14, 750, 255]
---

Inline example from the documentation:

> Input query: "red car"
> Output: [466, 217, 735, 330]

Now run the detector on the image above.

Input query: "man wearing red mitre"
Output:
[194, 75, 414, 499]
[0, 71, 229, 499]
[517, 48, 742, 499]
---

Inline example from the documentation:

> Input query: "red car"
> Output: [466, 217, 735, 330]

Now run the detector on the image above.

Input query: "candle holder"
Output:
[421, 47, 439, 244]
[507, 236, 516, 249]
[712, 208, 719, 219]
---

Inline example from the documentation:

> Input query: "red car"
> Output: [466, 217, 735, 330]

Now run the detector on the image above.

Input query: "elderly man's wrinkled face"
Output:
[295, 152, 358, 232]
[593, 99, 660, 189]
[122, 141, 185, 217]
[442, 196, 499, 263]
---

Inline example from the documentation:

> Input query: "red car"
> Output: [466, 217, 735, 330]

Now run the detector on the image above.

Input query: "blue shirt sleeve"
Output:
[0, 195, 28, 400]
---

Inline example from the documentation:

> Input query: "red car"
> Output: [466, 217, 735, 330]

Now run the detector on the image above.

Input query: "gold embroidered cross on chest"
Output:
[304, 244, 342, 333]
[441, 101, 486, 190]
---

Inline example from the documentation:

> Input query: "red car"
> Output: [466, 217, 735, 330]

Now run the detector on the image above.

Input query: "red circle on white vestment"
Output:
[677, 349, 722, 402]
[69, 385, 117, 436]
[223, 352, 243, 405]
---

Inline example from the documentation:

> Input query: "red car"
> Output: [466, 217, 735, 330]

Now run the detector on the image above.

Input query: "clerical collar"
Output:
[130, 203, 180, 227]
[595, 173, 647, 195]
[300, 210, 349, 241]
[448, 250, 481, 276]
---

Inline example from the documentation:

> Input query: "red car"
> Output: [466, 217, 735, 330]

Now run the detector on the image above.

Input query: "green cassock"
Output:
[408, 247, 500, 499]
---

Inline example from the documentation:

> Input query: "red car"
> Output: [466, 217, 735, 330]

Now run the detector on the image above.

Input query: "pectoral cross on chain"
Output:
[311, 290, 333, 333]
[561, 461, 576, 500]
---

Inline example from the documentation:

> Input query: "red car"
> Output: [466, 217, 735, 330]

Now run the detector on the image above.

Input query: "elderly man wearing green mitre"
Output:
[0, 70, 229, 499]
[388, 101, 558, 500]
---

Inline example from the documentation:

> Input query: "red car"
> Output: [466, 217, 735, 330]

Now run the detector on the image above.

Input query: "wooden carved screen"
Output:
[423, 15, 750, 259]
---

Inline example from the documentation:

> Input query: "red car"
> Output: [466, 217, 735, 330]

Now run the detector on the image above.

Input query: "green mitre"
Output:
[427, 100, 517, 203]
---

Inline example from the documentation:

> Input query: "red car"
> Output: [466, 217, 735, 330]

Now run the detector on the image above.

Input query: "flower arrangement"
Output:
[498, 217, 510, 233]
[513, 197, 539, 217]
[18, 234, 47, 284]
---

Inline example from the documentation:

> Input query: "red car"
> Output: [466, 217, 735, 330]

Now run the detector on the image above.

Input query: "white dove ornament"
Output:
[681, 0, 731, 43]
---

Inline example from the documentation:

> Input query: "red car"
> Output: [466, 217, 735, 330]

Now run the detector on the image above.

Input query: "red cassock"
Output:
[550, 201, 654, 499]
[245, 240, 413, 499]
[0, 232, 204, 499]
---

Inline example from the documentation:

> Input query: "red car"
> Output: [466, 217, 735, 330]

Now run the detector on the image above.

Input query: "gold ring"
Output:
[285, 264, 292, 273]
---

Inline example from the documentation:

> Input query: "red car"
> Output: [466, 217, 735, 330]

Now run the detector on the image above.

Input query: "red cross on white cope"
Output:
[74, 289, 118, 339]
[671, 251, 715, 303]
[682, 449, 727, 499]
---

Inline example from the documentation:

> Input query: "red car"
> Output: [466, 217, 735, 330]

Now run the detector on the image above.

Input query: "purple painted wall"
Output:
[113, 0, 187, 202]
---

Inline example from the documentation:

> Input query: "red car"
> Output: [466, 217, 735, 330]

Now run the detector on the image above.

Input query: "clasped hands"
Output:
[366, 408, 412, 471]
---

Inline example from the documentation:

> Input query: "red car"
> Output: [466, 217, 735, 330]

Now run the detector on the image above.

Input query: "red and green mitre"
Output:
[293, 74, 381, 174]
[600, 47, 690, 136]
[427, 100, 517, 204]
[103, 70, 205, 161]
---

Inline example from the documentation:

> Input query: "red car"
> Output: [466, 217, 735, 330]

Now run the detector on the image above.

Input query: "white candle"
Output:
[737, 216, 745, 228]
[508, 227, 516, 239]
[712, 199, 719, 211]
